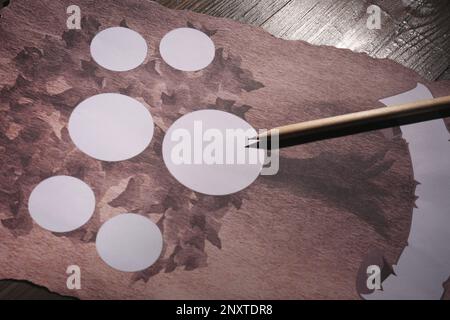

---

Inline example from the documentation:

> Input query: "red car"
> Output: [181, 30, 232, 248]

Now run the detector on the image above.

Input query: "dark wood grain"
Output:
[157, 0, 450, 80]
[0, 280, 74, 300]
[0, 0, 449, 300]
[439, 67, 450, 81]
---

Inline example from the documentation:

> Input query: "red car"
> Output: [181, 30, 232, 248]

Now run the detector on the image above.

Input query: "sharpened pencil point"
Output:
[245, 141, 259, 149]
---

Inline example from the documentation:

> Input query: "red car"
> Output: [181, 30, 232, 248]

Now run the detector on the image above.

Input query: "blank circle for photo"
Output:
[90, 27, 148, 72]
[28, 176, 96, 233]
[163, 110, 265, 196]
[68, 93, 154, 162]
[159, 28, 215, 72]
[96, 214, 163, 272]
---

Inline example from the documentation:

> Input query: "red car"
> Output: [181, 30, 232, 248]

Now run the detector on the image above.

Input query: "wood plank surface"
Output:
[157, 0, 450, 80]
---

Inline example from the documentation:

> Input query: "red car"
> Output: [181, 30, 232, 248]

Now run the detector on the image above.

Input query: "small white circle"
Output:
[96, 214, 163, 272]
[90, 27, 148, 72]
[68, 93, 154, 162]
[28, 176, 96, 233]
[159, 28, 216, 72]
[163, 110, 264, 196]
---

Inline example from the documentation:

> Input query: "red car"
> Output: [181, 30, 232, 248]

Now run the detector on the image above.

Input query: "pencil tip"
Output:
[245, 141, 259, 149]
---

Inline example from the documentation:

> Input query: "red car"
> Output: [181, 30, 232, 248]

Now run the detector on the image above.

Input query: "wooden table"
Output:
[0, 0, 449, 300]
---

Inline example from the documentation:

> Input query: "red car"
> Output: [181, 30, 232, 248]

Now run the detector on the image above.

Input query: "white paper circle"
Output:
[159, 28, 215, 72]
[163, 110, 264, 195]
[90, 27, 148, 72]
[28, 176, 96, 233]
[68, 93, 154, 162]
[96, 214, 163, 272]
